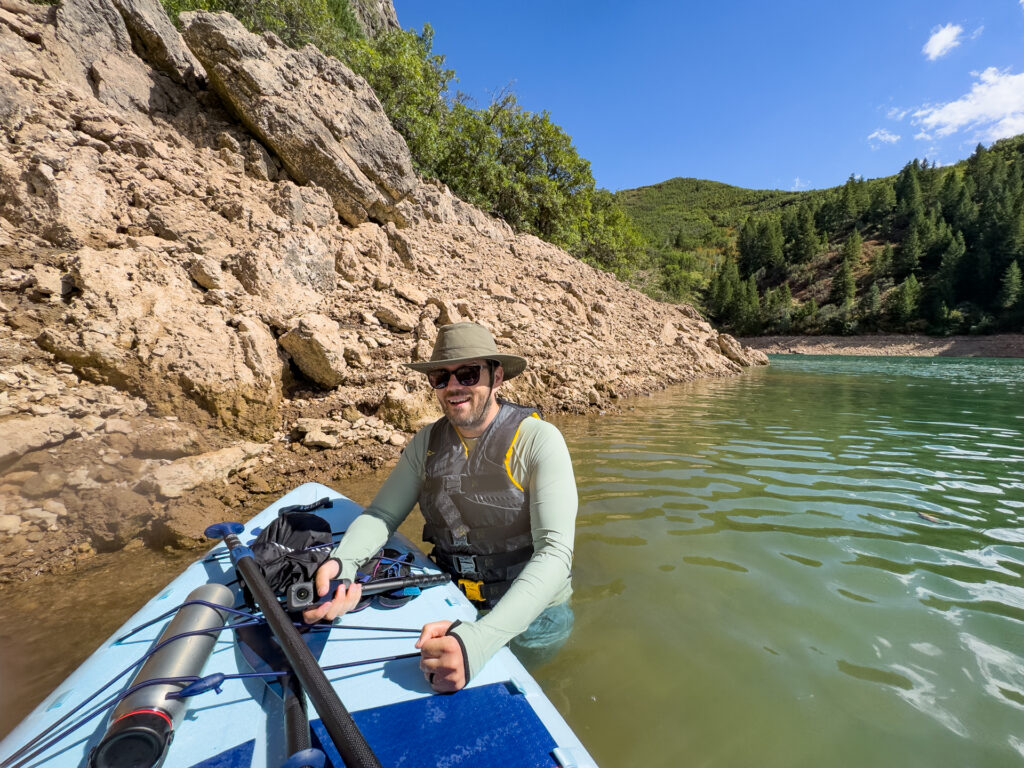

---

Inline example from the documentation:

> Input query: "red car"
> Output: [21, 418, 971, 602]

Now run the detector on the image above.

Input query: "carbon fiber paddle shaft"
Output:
[227, 534, 382, 768]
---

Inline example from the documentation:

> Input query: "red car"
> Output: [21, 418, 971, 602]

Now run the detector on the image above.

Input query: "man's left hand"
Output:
[416, 620, 466, 693]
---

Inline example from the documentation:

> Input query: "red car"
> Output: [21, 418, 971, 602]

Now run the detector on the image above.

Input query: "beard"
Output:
[441, 388, 496, 432]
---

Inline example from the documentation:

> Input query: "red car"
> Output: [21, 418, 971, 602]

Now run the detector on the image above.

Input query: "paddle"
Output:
[205, 522, 382, 768]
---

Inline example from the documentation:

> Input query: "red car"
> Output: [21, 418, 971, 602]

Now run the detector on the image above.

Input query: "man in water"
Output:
[303, 322, 577, 693]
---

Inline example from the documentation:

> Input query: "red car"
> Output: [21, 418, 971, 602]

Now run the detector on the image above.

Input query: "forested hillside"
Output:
[618, 137, 1024, 335]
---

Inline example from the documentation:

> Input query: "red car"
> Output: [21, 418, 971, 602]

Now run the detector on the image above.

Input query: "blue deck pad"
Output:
[311, 682, 559, 768]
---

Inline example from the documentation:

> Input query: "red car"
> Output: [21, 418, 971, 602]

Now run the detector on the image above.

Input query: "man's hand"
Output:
[301, 559, 363, 624]
[416, 620, 466, 693]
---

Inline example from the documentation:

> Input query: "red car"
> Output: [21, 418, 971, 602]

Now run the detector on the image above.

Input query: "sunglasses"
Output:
[426, 364, 489, 390]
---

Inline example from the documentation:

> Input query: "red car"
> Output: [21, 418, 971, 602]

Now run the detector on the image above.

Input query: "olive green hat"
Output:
[405, 321, 527, 379]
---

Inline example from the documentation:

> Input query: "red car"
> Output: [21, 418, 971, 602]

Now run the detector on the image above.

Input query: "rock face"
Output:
[180, 11, 416, 228]
[0, 0, 767, 578]
[348, 0, 400, 38]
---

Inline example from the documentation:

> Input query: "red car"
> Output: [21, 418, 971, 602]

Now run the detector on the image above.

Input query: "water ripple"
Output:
[544, 355, 1024, 767]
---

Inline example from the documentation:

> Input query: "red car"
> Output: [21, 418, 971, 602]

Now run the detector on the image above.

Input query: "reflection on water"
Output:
[541, 355, 1024, 768]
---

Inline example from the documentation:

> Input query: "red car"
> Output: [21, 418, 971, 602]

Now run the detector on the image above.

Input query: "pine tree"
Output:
[867, 182, 896, 227]
[895, 229, 922, 278]
[709, 257, 741, 321]
[842, 230, 863, 265]
[791, 204, 819, 263]
[759, 218, 785, 271]
[998, 261, 1022, 310]
[895, 161, 923, 225]
[737, 218, 759, 276]
[872, 244, 894, 278]
[737, 276, 762, 334]
[842, 174, 863, 224]
[829, 253, 856, 307]
[888, 274, 921, 325]
[858, 281, 882, 328]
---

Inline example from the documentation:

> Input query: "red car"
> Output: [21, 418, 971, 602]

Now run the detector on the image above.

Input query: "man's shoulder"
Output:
[515, 412, 567, 451]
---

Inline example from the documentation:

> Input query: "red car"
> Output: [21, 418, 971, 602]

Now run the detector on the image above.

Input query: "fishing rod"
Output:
[205, 522, 382, 768]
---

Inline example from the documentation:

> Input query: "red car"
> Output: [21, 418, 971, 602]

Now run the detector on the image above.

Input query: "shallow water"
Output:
[539, 356, 1024, 767]
[3, 356, 1023, 767]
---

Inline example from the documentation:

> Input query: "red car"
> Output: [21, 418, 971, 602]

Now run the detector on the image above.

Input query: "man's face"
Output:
[430, 359, 504, 437]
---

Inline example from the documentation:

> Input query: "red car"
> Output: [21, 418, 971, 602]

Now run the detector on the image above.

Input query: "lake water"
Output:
[540, 355, 1024, 767]
[3, 356, 1023, 767]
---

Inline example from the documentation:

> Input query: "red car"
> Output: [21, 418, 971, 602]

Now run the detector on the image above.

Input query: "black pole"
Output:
[208, 524, 381, 768]
[281, 672, 311, 755]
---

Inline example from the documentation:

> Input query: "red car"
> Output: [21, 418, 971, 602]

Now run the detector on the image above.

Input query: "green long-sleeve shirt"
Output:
[330, 415, 576, 679]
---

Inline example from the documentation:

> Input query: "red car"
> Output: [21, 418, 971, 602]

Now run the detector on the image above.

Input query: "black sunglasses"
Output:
[426, 363, 491, 390]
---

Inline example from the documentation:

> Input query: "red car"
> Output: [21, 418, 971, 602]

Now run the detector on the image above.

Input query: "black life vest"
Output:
[419, 400, 539, 607]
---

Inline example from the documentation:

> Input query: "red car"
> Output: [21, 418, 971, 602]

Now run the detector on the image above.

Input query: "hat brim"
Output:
[405, 354, 527, 380]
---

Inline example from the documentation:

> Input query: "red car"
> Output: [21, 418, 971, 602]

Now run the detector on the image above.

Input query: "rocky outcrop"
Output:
[109, 0, 206, 87]
[37, 245, 286, 439]
[180, 11, 416, 228]
[717, 333, 770, 368]
[136, 441, 265, 498]
[0, 0, 767, 579]
[348, 0, 400, 38]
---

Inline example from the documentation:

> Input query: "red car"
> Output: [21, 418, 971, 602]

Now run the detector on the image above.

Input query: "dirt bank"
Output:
[739, 334, 1024, 358]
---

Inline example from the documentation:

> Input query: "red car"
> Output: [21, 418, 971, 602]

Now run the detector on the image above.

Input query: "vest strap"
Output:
[423, 518, 532, 548]
[434, 545, 534, 577]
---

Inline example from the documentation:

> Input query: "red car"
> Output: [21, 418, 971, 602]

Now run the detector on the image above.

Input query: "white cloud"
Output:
[914, 130, 933, 141]
[887, 107, 910, 121]
[923, 23, 964, 60]
[791, 177, 811, 191]
[867, 128, 901, 148]
[913, 67, 1024, 142]
[970, 25, 984, 40]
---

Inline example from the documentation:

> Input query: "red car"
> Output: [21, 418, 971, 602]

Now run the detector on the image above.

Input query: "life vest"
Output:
[419, 400, 539, 608]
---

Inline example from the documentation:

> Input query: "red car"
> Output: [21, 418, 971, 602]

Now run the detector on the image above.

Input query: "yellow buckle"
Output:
[457, 578, 484, 602]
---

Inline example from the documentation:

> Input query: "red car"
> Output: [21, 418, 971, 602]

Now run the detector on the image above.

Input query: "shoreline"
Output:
[738, 333, 1024, 358]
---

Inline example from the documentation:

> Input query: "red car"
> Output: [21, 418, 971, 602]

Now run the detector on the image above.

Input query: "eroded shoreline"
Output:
[739, 334, 1024, 358]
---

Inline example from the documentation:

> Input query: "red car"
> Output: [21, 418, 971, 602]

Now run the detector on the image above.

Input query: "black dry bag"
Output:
[243, 497, 334, 607]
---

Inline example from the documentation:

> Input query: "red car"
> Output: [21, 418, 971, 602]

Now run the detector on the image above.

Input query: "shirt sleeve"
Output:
[449, 418, 577, 678]
[328, 425, 430, 581]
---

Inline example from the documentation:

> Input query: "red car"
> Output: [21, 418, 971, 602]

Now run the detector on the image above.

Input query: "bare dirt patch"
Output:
[739, 334, 1024, 358]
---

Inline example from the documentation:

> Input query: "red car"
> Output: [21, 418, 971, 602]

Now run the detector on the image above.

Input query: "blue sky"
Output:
[394, 1, 1024, 193]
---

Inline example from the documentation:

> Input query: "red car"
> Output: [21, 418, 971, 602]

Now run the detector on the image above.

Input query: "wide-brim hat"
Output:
[404, 322, 527, 379]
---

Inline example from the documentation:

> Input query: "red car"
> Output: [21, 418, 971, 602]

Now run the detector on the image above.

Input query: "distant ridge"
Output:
[614, 135, 1024, 336]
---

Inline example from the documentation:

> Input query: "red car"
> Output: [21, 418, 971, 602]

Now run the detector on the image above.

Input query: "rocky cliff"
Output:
[0, 0, 766, 581]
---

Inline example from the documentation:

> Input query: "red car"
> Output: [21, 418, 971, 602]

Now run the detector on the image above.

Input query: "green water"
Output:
[542, 356, 1024, 768]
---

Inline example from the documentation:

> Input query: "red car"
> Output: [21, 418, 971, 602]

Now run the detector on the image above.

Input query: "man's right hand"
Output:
[301, 559, 363, 623]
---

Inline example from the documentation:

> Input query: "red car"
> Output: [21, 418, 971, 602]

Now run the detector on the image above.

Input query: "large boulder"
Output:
[109, 0, 206, 88]
[180, 11, 417, 227]
[135, 442, 265, 498]
[717, 333, 769, 367]
[0, 415, 78, 468]
[278, 313, 349, 388]
[52, 0, 179, 113]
